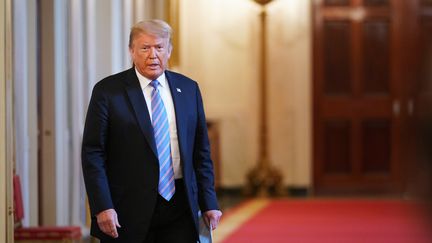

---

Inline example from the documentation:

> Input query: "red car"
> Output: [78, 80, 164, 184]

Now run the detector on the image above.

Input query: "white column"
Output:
[13, 0, 31, 226]
[39, 0, 71, 225]
[89, 0, 114, 81]
[13, 0, 39, 227]
[85, 0, 97, 91]
[123, 0, 134, 68]
[69, 0, 86, 226]
[54, 0, 71, 225]
[111, 0, 124, 73]
[40, 0, 57, 225]
[26, 0, 39, 227]
[135, 0, 146, 21]
[154, 0, 166, 19]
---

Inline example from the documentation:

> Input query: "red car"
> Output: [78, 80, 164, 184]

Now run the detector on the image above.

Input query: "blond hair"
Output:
[128, 19, 172, 48]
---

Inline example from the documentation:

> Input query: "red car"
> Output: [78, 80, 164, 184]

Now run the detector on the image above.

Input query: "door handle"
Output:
[407, 99, 414, 116]
[393, 100, 400, 117]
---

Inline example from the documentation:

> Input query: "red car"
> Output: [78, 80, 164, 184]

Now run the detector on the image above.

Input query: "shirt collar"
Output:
[135, 68, 168, 90]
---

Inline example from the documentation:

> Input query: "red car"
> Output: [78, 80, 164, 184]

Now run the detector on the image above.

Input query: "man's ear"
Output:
[168, 44, 173, 58]
[129, 47, 135, 67]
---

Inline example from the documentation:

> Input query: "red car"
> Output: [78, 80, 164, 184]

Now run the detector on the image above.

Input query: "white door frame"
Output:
[1, 0, 15, 241]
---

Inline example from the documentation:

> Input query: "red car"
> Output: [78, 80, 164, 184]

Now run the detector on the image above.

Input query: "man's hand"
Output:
[203, 210, 222, 230]
[96, 209, 121, 238]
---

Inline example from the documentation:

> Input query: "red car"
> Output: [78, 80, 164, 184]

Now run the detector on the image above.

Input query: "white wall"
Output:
[267, 0, 312, 187]
[177, 0, 312, 188]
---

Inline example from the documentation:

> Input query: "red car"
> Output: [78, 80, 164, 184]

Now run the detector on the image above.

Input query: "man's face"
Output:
[129, 33, 172, 80]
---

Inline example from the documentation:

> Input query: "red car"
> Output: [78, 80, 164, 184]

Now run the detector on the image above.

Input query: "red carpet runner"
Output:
[220, 199, 432, 243]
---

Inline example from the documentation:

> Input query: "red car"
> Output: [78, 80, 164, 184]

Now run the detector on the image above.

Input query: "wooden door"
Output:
[396, 0, 432, 194]
[415, 1, 432, 115]
[411, 1, 432, 198]
[313, 0, 411, 194]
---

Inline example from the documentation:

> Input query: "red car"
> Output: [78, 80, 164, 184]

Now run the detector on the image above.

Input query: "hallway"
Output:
[2, 0, 432, 242]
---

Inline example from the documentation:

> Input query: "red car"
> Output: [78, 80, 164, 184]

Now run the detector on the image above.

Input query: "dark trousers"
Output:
[143, 179, 196, 243]
[101, 179, 197, 243]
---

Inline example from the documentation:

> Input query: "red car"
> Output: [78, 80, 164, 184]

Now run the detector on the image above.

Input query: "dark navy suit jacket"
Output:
[81, 68, 219, 241]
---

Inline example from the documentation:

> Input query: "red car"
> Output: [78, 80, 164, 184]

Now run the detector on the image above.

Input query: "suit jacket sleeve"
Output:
[193, 84, 219, 211]
[81, 82, 114, 216]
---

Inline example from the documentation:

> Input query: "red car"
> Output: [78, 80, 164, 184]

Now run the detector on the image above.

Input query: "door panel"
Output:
[323, 20, 352, 95]
[324, 0, 350, 7]
[362, 19, 390, 94]
[364, 0, 389, 7]
[419, 19, 432, 96]
[323, 120, 351, 173]
[416, 1, 432, 128]
[410, 0, 432, 202]
[422, 0, 432, 6]
[362, 119, 391, 173]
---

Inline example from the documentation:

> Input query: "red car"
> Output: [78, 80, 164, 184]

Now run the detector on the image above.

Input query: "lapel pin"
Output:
[176, 88, 182, 93]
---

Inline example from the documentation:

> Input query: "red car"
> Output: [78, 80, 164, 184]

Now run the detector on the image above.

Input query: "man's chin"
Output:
[144, 70, 163, 80]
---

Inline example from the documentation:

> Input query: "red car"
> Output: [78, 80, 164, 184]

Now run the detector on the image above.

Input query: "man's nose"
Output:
[148, 47, 157, 58]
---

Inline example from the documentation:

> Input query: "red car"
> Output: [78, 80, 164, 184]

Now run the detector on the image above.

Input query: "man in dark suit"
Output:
[82, 19, 222, 243]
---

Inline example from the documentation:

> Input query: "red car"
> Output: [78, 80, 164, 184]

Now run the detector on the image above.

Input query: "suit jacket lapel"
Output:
[166, 71, 188, 162]
[124, 68, 158, 157]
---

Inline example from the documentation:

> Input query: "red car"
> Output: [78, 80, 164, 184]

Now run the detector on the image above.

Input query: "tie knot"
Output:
[150, 80, 160, 89]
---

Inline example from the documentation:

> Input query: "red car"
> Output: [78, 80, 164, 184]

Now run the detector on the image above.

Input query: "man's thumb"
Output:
[115, 214, 121, 228]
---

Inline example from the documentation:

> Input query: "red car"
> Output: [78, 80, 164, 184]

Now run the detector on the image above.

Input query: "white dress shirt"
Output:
[135, 69, 183, 179]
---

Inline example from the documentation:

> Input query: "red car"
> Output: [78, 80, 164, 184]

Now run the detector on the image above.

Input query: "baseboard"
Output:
[287, 187, 309, 197]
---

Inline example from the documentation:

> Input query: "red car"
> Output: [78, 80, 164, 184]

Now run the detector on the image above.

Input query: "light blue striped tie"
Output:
[150, 80, 175, 201]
